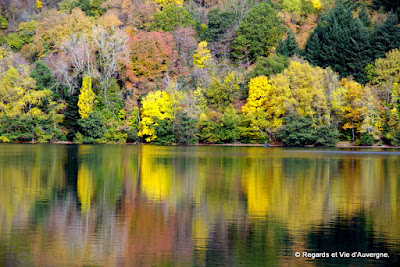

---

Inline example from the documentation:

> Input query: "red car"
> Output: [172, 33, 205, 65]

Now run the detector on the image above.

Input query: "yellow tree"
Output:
[195, 72, 240, 111]
[373, 48, 400, 106]
[36, 0, 43, 9]
[309, 0, 321, 10]
[78, 77, 95, 119]
[138, 90, 176, 142]
[371, 49, 400, 142]
[332, 79, 380, 142]
[0, 65, 51, 118]
[278, 61, 328, 124]
[241, 75, 290, 141]
[193, 41, 212, 68]
[153, 0, 183, 9]
[32, 8, 93, 56]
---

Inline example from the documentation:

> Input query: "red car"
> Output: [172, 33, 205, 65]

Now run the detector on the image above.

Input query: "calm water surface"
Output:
[0, 144, 399, 266]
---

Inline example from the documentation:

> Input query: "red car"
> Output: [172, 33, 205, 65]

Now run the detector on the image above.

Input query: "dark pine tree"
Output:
[206, 8, 237, 42]
[305, 3, 373, 83]
[30, 60, 57, 93]
[373, 0, 400, 14]
[359, 6, 371, 27]
[371, 12, 400, 59]
[276, 29, 301, 58]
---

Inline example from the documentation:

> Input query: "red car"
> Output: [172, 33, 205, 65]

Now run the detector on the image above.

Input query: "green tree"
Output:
[220, 109, 240, 143]
[151, 4, 194, 32]
[358, 6, 371, 27]
[70, 0, 105, 17]
[5, 20, 37, 51]
[276, 30, 301, 58]
[195, 73, 240, 112]
[370, 12, 400, 59]
[205, 8, 237, 42]
[95, 78, 124, 119]
[305, 3, 373, 83]
[315, 125, 339, 147]
[247, 54, 288, 80]
[0, 15, 7, 29]
[231, 2, 285, 62]
[278, 115, 316, 147]
[64, 95, 80, 140]
[198, 109, 240, 144]
[78, 110, 106, 143]
[173, 110, 198, 144]
[373, 0, 400, 14]
[30, 60, 56, 92]
[153, 118, 175, 144]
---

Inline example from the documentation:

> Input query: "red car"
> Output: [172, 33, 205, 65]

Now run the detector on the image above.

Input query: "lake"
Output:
[0, 144, 399, 266]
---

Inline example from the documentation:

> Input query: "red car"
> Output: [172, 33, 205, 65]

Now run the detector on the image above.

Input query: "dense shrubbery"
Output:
[278, 116, 339, 147]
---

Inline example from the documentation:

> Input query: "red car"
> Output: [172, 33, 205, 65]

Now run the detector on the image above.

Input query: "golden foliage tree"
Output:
[78, 77, 95, 119]
[138, 90, 176, 142]
[280, 61, 328, 123]
[193, 41, 212, 69]
[241, 75, 290, 140]
[32, 8, 93, 56]
[373, 48, 400, 105]
[332, 78, 381, 142]
[153, 0, 183, 9]
[0, 58, 51, 118]
[36, 0, 43, 9]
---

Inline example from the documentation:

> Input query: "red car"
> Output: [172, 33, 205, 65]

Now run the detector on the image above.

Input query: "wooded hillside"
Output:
[1, 0, 400, 146]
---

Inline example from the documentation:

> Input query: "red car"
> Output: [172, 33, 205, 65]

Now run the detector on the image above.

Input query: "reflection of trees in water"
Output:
[307, 212, 400, 265]
[1, 146, 400, 265]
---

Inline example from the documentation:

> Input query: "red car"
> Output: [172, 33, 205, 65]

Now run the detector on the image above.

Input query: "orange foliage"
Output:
[281, 11, 318, 49]
[122, 31, 178, 98]
[104, 0, 158, 30]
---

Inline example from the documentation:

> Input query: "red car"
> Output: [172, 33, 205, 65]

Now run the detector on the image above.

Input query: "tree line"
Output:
[1, 0, 400, 146]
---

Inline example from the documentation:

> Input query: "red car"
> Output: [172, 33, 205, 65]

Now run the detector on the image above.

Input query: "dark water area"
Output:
[0, 144, 399, 266]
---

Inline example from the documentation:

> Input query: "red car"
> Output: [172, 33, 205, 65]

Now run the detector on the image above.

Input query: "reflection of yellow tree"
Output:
[241, 158, 270, 218]
[0, 144, 66, 235]
[140, 146, 174, 203]
[77, 165, 94, 213]
[192, 212, 209, 261]
[239, 149, 400, 251]
[240, 150, 333, 235]
[367, 158, 400, 249]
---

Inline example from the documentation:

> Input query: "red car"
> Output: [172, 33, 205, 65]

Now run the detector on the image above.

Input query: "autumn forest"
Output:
[1, 0, 400, 146]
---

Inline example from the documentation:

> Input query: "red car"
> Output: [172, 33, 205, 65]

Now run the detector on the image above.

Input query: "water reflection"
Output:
[0, 144, 399, 266]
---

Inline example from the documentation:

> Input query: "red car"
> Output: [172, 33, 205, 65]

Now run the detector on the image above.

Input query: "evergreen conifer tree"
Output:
[359, 6, 371, 27]
[373, 0, 400, 14]
[371, 12, 400, 59]
[305, 3, 372, 82]
[30, 60, 57, 94]
[276, 30, 301, 57]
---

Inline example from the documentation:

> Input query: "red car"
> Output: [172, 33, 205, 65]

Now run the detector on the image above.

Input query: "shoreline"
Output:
[1, 141, 400, 149]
